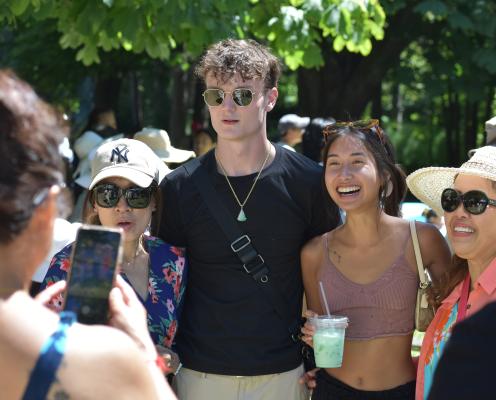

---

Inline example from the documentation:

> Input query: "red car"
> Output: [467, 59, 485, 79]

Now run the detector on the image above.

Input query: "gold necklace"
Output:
[216, 147, 271, 222]
[122, 235, 143, 272]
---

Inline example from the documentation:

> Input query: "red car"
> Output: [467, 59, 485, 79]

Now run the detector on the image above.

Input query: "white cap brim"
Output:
[89, 166, 155, 189]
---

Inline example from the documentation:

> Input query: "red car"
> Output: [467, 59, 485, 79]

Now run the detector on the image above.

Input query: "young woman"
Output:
[41, 138, 187, 357]
[407, 146, 496, 399]
[301, 120, 451, 399]
[0, 69, 174, 399]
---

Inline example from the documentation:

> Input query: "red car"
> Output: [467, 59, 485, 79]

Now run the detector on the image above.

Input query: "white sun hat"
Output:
[134, 127, 195, 164]
[406, 146, 496, 216]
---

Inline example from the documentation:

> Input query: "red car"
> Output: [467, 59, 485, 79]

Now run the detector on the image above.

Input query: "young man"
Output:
[159, 39, 340, 400]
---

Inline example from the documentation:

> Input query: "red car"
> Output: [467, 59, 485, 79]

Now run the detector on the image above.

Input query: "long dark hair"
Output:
[321, 122, 407, 217]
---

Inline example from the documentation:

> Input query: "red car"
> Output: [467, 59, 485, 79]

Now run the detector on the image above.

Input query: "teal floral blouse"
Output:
[40, 235, 187, 348]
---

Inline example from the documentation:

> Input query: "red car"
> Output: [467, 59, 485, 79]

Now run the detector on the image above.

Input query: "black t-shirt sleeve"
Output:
[158, 174, 187, 247]
[305, 180, 341, 241]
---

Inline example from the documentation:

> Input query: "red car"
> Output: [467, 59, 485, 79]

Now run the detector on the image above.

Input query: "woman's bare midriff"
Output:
[324, 334, 416, 391]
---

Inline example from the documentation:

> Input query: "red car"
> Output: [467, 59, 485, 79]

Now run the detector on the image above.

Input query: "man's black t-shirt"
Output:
[159, 145, 339, 375]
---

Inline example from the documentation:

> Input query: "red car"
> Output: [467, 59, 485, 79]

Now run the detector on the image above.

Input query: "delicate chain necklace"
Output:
[216, 146, 271, 222]
[122, 235, 144, 272]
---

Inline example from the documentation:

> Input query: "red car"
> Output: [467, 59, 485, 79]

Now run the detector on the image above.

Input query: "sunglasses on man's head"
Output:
[93, 184, 153, 209]
[441, 188, 496, 215]
[323, 119, 386, 146]
[202, 88, 256, 107]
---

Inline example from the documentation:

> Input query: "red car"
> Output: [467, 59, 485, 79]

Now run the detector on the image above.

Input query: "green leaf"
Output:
[448, 12, 474, 31]
[358, 38, 372, 56]
[414, 1, 448, 18]
[9, 0, 30, 16]
[102, 0, 113, 7]
[301, 42, 324, 67]
[59, 30, 82, 49]
[76, 43, 100, 65]
[473, 48, 496, 74]
[333, 35, 345, 52]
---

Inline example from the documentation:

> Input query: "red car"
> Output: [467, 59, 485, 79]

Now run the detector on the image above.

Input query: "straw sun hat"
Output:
[406, 146, 496, 216]
[134, 127, 195, 164]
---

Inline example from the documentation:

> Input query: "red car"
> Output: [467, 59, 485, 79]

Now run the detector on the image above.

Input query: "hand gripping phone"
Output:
[63, 225, 122, 324]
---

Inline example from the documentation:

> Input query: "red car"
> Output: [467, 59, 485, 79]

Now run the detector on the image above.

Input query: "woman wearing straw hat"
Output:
[406, 145, 496, 400]
[300, 120, 452, 399]
[41, 138, 187, 375]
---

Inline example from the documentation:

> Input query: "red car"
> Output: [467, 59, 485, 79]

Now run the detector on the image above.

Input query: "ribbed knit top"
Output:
[318, 231, 418, 340]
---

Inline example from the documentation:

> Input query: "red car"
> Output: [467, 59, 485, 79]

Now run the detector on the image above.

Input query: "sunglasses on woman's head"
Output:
[323, 119, 386, 146]
[441, 188, 496, 215]
[93, 184, 153, 209]
[202, 88, 256, 107]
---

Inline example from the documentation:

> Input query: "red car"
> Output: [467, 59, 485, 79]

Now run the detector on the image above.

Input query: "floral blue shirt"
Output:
[40, 235, 187, 348]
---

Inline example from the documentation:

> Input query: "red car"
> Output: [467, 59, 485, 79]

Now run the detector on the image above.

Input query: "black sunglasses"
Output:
[441, 188, 496, 215]
[93, 184, 153, 209]
[202, 88, 256, 107]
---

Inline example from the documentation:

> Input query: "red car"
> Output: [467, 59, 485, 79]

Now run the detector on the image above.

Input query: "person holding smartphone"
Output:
[0, 69, 175, 399]
[41, 138, 187, 371]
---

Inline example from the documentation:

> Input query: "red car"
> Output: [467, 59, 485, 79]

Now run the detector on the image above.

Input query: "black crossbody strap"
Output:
[183, 158, 299, 339]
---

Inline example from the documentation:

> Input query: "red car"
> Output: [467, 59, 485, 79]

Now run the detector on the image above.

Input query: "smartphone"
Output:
[63, 225, 122, 324]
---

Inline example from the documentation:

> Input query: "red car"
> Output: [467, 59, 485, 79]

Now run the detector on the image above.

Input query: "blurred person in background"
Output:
[192, 127, 216, 157]
[277, 113, 310, 152]
[134, 127, 195, 170]
[422, 208, 446, 237]
[302, 117, 336, 163]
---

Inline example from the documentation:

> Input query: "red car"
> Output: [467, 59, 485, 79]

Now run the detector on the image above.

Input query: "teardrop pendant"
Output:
[237, 208, 247, 222]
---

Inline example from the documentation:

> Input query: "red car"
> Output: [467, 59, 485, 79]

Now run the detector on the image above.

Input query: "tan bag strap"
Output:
[409, 220, 429, 287]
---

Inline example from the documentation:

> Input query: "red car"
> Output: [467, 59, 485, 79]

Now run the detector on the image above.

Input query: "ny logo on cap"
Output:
[110, 145, 129, 163]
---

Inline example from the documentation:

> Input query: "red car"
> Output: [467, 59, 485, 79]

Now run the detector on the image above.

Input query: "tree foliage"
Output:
[2, 0, 496, 171]
[1, 0, 385, 68]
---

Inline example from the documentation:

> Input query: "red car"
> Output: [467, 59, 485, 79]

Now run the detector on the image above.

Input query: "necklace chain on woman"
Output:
[216, 147, 271, 222]
[123, 235, 144, 271]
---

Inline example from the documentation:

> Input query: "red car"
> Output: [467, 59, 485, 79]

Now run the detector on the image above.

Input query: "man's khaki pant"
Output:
[174, 364, 309, 400]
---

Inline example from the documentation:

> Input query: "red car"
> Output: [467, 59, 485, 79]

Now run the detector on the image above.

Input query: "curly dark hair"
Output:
[321, 122, 407, 217]
[0, 69, 67, 243]
[195, 39, 281, 89]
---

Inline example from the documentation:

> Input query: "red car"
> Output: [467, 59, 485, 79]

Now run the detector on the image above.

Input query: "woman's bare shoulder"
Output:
[302, 232, 327, 265]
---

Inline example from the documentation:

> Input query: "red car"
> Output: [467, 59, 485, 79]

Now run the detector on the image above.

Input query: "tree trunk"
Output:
[371, 82, 383, 120]
[297, 3, 426, 120]
[129, 71, 143, 133]
[169, 67, 196, 148]
[464, 99, 478, 155]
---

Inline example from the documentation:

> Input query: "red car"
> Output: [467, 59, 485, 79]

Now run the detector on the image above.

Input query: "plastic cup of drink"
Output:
[309, 315, 348, 368]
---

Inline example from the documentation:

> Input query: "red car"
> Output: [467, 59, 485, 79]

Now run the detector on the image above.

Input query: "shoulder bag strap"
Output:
[183, 158, 299, 339]
[409, 220, 429, 287]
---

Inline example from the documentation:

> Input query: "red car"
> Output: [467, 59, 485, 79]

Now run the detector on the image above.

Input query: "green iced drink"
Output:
[310, 315, 348, 368]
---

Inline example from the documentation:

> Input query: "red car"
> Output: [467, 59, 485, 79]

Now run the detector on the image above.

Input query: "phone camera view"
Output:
[64, 227, 121, 325]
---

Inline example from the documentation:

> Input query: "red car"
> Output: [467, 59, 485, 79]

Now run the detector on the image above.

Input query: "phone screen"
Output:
[63, 225, 122, 324]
